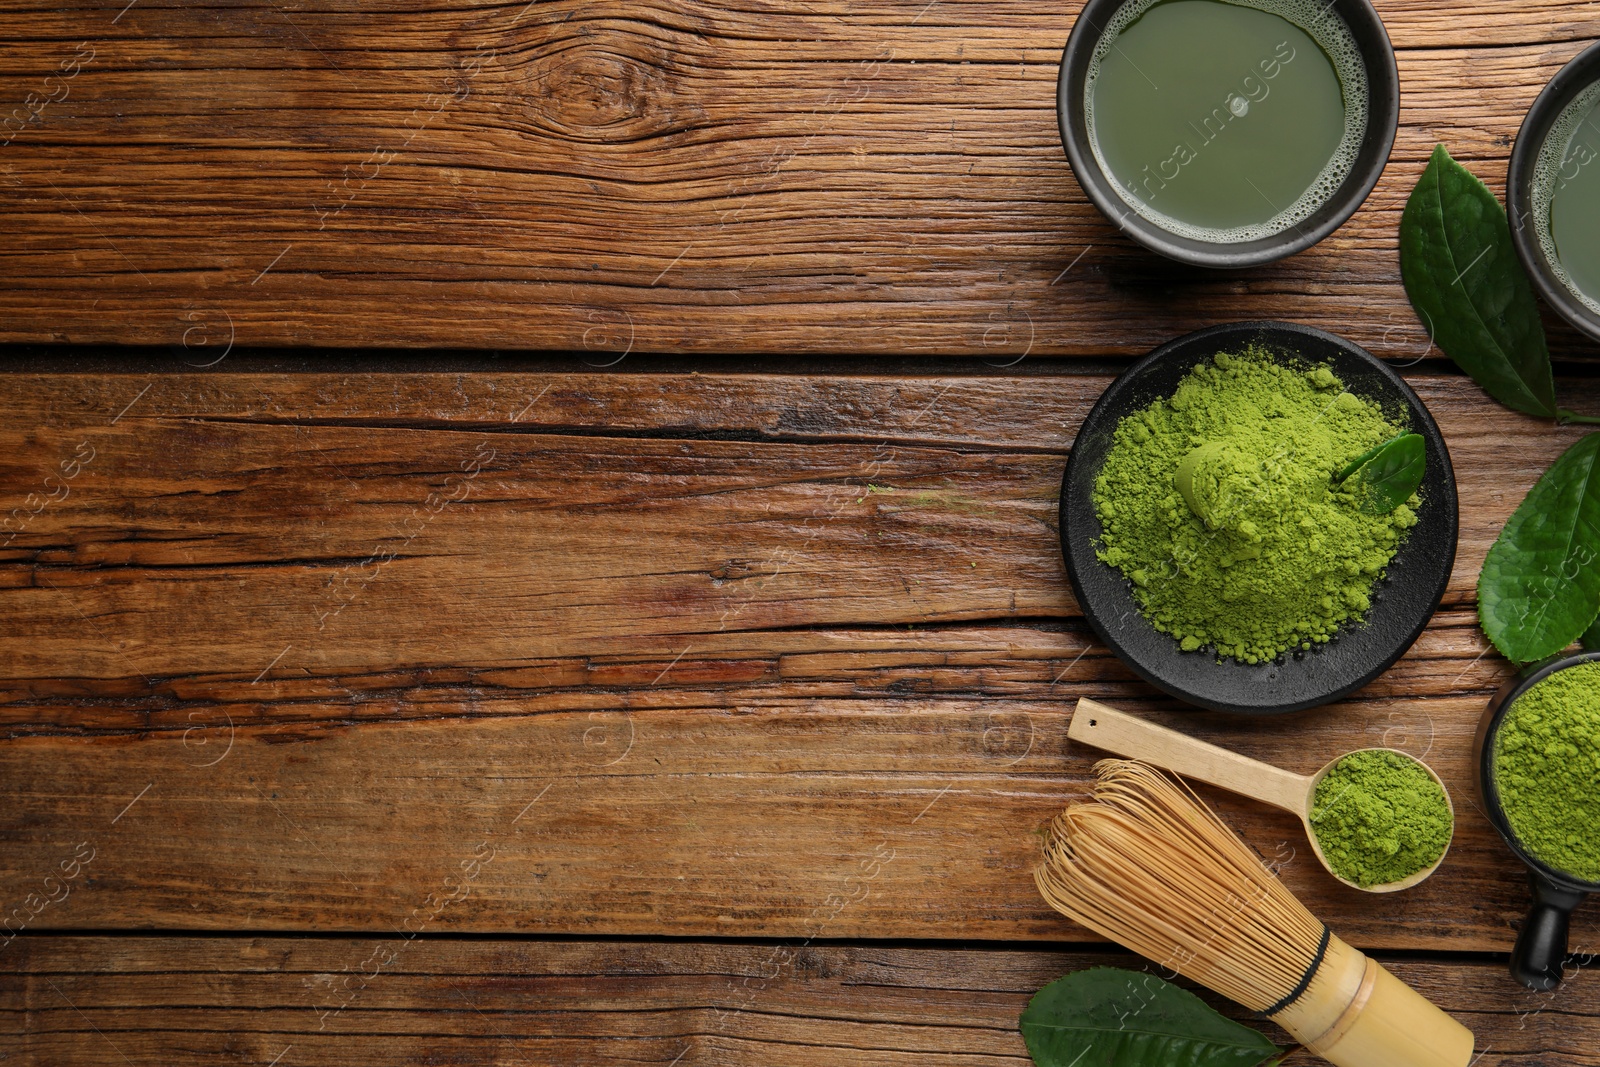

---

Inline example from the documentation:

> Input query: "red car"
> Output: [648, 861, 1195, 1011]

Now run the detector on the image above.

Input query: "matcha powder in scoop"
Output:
[1092, 349, 1420, 663]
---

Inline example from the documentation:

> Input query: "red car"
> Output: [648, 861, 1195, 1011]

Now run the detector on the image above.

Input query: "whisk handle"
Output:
[1069, 698, 1311, 815]
[1276, 936, 1476, 1067]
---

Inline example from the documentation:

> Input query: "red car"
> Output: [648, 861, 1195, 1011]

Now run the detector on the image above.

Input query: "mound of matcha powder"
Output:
[1309, 749, 1453, 888]
[1494, 661, 1600, 883]
[1093, 349, 1420, 663]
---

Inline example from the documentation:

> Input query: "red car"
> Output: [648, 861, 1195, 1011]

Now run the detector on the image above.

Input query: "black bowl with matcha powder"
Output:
[1477, 652, 1600, 990]
[1061, 321, 1458, 715]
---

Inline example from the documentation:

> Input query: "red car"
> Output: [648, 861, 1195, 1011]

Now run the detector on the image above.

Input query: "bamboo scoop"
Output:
[1069, 698, 1453, 893]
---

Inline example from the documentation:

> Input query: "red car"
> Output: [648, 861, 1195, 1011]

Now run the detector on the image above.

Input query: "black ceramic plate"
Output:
[1059, 321, 1458, 715]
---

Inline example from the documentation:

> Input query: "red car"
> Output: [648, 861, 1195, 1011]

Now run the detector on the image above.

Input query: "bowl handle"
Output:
[1510, 871, 1587, 991]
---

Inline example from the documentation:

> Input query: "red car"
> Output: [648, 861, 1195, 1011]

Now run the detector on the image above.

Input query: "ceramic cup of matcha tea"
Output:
[1056, 0, 1400, 267]
[1507, 41, 1600, 343]
[1070, 698, 1454, 892]
[1475, 651, 1600, 992]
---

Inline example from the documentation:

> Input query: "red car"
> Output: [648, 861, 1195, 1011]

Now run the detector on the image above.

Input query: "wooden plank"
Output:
[2, 2, 1599, 354]
[0, 370, 1596, 948]
[0, 688, 1584, 949]
[2, 937, 1595, 1065]
[0, 372, 1587, 679]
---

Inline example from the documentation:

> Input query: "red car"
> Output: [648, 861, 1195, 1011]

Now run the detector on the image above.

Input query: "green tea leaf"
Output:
[1399, 145, 1558, 418]
[1020, 968, 1284, 1067]
[1479, 433, 1600, 662]
[1585, 615, 1600, 652]
[1335, 433, 1404, 484]
[1338, 433, 1426, 514]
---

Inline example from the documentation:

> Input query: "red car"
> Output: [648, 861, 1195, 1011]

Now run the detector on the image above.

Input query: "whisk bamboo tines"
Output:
[1036, 760, 1475, 1067]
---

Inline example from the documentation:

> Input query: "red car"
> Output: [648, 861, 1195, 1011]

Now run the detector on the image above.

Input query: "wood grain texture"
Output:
[3, 1, 1600, 355]
[1, 370, 1597, 951]
[2, 937, 1596, 1066]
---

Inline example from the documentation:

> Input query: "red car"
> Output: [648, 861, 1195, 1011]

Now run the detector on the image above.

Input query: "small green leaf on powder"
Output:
[1335, 434, 1400, 484]
[1399, 145, 1558, 419]
[1020, 967, 1284, 1067]
[1336, 433, 1426, 514]
[1479, 433, 1600, 662]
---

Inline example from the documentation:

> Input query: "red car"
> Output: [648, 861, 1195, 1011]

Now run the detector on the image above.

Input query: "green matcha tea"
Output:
[1533, 84, 1600, 315]
[1309, 750, 1452, 889]
[1493, 661, 1600, 884]
[1092, 349, 1419, 664]
[1085, 0, 1368, 242]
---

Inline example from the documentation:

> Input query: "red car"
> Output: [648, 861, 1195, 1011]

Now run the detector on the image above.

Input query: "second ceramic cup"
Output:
[1057, 0, 1400, 268]
[1507, 41, 1600, 344]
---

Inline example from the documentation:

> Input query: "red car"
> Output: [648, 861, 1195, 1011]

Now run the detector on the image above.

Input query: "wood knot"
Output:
[445, 8, 712, 144]
[520, 31, 703, 143]
[709, 559, 761, 585]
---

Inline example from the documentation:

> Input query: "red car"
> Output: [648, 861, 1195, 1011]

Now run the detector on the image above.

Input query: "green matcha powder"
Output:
[1494, 661, 1600, 883]
[1093, 349, 1420, 663]
[1309, 750, 1452, 888]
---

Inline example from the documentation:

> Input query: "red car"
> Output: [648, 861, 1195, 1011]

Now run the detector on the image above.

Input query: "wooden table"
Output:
[3, 1, 1598, 1064]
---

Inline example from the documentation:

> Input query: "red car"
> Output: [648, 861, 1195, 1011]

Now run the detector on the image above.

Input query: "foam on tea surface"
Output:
[1085, 0, 1369, 244]
[1531, 80, 1600, 315]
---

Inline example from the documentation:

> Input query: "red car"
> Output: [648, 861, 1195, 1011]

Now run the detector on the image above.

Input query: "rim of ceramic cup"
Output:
[1507, 40, 1600, 345]
[1055, 0, 1400, 269]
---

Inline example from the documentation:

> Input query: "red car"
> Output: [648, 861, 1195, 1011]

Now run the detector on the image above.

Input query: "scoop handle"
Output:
[1069, 698, 1313, 816]
[1510, 871, 1586, 991]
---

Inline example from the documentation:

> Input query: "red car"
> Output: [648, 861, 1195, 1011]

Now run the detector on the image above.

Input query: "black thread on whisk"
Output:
[1261, 924, 1332, 1018]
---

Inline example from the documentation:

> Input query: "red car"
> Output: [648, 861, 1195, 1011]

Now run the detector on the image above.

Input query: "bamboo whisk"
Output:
[1036, 760, 1475, 1067]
